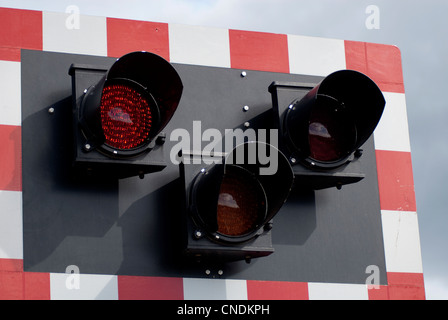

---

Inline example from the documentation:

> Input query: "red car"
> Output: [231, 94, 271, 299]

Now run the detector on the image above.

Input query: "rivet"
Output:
[194, 230, 202, 239]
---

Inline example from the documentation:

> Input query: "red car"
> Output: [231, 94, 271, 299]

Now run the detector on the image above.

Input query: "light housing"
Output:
[69, 51, 183, 179]
[270, 70, 385, 189]
[180, 141, 294, 263]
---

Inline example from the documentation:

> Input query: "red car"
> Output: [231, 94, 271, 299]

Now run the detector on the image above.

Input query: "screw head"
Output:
[194, 230, 202, 239]
[264, 222, 273, 231]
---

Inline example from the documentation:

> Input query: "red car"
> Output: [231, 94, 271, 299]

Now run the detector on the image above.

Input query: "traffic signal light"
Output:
[180, 141, 294, 263]
[270, 70, 385, 190]
[69, 51, 183, 179]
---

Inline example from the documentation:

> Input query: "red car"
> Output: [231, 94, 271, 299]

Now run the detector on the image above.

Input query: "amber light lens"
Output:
[100, 83, 153, 150]
[308, 98, 356, 162]
[216, 167, 266, 237]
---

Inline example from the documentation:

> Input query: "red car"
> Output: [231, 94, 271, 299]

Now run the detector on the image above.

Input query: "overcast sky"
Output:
[1, 0, 447, 299]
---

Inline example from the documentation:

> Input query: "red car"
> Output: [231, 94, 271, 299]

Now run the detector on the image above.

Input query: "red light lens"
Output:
[100, 83, 152, 150]
[216, 167, 266, 237]
[308, 98, 356, 162]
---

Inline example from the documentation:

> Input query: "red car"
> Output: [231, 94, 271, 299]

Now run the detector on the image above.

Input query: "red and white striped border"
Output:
[0, 7, 424, 300]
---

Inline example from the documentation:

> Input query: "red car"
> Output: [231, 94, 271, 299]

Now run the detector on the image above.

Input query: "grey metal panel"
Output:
[21, 50, 386, 284]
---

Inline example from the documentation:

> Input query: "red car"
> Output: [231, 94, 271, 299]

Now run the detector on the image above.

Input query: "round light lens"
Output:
[100, 83, 153, 150]
[308, 96, 356, 162]
[216, 166, 266, 237]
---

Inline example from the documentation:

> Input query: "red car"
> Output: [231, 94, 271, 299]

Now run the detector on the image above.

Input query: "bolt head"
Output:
[194, 230, 202, 239]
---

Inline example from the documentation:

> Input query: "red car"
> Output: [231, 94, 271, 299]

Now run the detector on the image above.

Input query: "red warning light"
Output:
[100, 83, 153, 150]
[70, 51, 183, 179]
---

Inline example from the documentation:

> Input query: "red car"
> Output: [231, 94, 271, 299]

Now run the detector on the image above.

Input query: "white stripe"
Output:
[169, 24, 230, 68]
[287, 34, 346, 76]
[0, 60, 21, 126]
[50, 273, 118, 300]
[0, 191, 23, 260]
[183, 278, 247, 300]
[308, 282, 368, 300]
[43, 11, 107, 56]
[374, 92, 411, 152]
[381, 210, 423, 273]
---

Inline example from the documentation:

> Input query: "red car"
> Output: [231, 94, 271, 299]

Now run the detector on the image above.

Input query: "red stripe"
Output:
[0, 258, 23, 272]
[0, 125, 22, 192]
[0, 268, 23, 299]
[23, 272, 51, 300]
[345, 40, 405, 93]
[229, 29, 289, 73]
[387, 272, 425, 300]
[368, 285, 390, 300]
[0, 6, 44, 61]
[0, 47, 21, 62]
[0, 8, 42, 53]
[0, 259, 50, 300]
[375, 150, 416, 212]
[247, 280, 309, 300]
[117, 275, 184, 300]
[106, 17, 170, 61]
